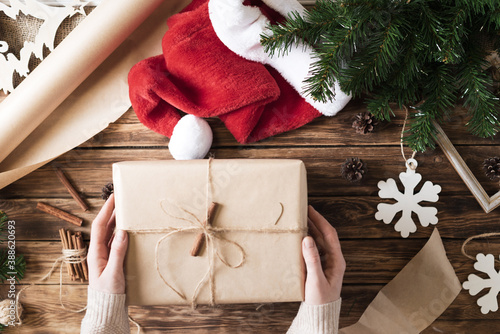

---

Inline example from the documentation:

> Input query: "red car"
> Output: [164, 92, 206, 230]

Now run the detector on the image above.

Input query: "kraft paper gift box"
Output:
[113, 159, 307, 305]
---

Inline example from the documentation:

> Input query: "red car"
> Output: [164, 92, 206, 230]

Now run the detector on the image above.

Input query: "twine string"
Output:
[14, 247, 88, 326]
[401, 105, 417, 169]
[461, 232, 500, 264]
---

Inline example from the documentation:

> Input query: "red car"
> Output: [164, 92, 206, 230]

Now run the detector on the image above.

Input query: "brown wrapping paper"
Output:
[113, 159, 307, 305]
[340, 228, 461, 334]
[0, 0, 191, 189]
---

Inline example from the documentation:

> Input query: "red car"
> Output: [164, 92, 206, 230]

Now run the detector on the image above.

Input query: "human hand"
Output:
[302, 205, 346, 305]
[87, 194, 128, 294]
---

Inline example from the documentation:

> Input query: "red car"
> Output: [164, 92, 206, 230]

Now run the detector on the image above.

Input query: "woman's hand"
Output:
[302, 205, 346, 305]
[87, 194, 129, 294]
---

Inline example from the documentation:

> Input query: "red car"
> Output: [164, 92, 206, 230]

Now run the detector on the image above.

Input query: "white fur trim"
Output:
[168, 115, 213, 160]
[208, 0, 351, 116]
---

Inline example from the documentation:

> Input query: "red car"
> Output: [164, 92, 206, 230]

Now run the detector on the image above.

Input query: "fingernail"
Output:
[304, 237, 315, 249]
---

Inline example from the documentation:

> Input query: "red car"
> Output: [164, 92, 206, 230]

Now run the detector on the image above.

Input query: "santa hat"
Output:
[128, 0, 351, 159]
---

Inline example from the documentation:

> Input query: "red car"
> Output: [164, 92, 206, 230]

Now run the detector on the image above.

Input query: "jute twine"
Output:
[13, 247, 88, 326]
[400, 105, 417, 169]
[10, 244, 141, 333]
[461, 232, 500, 264]
[120, 158, 307, 308]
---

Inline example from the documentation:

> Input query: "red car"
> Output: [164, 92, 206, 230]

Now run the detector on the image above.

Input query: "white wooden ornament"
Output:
[463, 253, 500, 314]
[375, 159, 442, 238]
[0, 0, 90, 93]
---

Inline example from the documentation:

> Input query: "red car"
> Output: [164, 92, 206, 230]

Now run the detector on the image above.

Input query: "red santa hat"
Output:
[128, 0, 351, 159]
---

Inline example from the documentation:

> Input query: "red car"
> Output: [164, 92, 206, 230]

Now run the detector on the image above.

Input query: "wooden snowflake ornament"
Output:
[375, 159, 441, 238]
[463, 253, 500, 314]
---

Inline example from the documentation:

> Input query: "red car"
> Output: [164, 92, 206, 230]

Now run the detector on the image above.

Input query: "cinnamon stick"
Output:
[71, 234, 84, 282]
[55, 168, 89, 211]
[190, 202, 218, 257]
[75, 232, 88, 281]
[59, 228, 75, 280]
[37, 202, 83, 227]
[67, 230, 80, 280]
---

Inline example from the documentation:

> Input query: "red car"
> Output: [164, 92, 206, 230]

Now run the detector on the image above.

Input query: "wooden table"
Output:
[1, 101, 499, 333]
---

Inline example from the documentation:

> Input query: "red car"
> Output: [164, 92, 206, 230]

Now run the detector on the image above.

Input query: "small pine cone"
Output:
[352, 112, 377, 134]
[483, 157, 500, 180]
[341, 157, 367, 182]
[101, 182, 114, 200]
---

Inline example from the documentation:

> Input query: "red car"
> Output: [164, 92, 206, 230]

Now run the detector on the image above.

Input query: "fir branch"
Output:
[341, 14, 403, 95]
[367, 88, 394, 121]
[0, 212, 8, 241]
[303, 18, 366, 102]
[458, 40, 500, 138]
[421, 63, 457, 118]
[261, 0, 500, 151]
[260, 11, 315, 57]
[0, 212, 26, 283]
[405, 109, 438, 152]
[440, 7, 467, 64]
[0, 250, 25, 283]
[260, 1, 342, 57]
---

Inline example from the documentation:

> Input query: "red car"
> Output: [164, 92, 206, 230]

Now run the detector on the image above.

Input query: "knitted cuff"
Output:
[80, 287, 130, 334]
[287, 299, 342, 334]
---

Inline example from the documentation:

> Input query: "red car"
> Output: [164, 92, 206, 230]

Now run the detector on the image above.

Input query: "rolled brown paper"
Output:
[0, 0, 168, 164]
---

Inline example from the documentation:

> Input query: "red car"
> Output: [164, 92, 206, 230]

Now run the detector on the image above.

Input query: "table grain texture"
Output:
[1, 100, 499, 333]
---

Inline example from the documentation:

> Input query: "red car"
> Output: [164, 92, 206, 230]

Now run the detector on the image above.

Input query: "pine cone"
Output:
[352, 112, 377, 134]
[341, 157, 367, 182]
[483, 157, 500, 180]
[101, 182, 114, 200]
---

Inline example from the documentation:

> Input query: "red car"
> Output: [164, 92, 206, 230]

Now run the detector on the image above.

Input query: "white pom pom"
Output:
[168, 115, 213, 160]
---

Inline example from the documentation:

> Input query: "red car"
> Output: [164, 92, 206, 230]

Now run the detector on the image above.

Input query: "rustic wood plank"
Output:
[0, 198, 97, 240]
[11, 239, 499, 285]
[2, 146, 499, 199]
[421, 320, 500, 333]
[81, 102, 500, 148]
[0, 283, 495, 333]
[2, 196, 499, 241]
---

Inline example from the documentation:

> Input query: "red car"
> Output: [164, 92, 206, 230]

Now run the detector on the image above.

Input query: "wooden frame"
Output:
[433, 120, 500, 213]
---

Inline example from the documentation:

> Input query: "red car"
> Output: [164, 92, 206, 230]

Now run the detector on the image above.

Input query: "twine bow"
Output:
[155, 201, 248, 307]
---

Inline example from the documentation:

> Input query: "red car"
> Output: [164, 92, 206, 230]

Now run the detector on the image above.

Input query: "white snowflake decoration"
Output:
[375, 159, 441, 238]
[0, 0, 90, 93]
[463, 253, 500, 314]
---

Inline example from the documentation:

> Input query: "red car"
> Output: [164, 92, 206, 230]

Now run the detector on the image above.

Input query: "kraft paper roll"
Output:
[340, 228, 461, 334]
[0, 0, 191, 189]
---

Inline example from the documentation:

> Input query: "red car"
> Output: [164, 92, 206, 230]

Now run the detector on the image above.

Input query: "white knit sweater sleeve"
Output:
[80, 288, 340, 333]
[287, 299, 342, 334]
[80, 287, 130, 334]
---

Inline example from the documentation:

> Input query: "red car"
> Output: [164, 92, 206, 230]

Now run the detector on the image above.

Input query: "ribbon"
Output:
[121, 158, 307, 307]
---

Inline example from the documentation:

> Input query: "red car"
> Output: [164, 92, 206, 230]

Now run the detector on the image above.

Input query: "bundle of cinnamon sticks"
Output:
[58, 228, 88, 282]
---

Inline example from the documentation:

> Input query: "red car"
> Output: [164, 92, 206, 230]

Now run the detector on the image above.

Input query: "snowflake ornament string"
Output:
[375, 158, 442, 238]
[463, 253, 500, 314]
[461, 232, 500, 314]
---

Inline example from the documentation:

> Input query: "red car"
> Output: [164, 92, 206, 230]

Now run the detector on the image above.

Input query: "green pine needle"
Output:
[260, 0, 500, 151]
[0, 212, 26, 284]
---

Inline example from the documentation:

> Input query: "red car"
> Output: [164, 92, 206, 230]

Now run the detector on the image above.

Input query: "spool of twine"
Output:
[0, 299, 22, 327]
